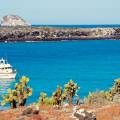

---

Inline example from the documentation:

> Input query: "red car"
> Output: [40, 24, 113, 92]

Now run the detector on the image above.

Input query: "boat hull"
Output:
[0, 73, 17, 79]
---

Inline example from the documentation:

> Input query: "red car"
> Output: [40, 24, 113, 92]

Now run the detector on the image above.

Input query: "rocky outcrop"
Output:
[21, 105, 40, 116]
[1, 15, 30, 27]
[0, 26, 119, 42]
[73, 107, 96, 120]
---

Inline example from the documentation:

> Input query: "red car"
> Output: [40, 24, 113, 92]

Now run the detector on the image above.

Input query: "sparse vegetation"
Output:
[63, 79, 79, 105]
[84, 91, 110, 106]
[110, 78, 120, 95]
[84, 78, 120, 106]
[52, 86, 62, 106]
[38, 79, 79, 106]
[1, 77, 120, 120]
[39, 92, 47, 105]
[2, 76, 120, 112]
[1, 76, 32, 108]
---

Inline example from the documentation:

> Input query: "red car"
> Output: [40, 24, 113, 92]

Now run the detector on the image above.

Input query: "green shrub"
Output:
[84, 91, 109, 106]
[84, 78, 120, 105]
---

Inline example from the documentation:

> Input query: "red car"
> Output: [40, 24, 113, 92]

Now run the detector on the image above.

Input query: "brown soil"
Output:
[96, 104, 120, 120]
[0, 105, 75, 120]
[0, 104, 120, 120]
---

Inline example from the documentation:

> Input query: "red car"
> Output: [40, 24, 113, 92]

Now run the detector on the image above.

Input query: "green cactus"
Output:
[39, 92, 47, 105]
[38, 80, 79, 106]
[1, 76, 32, 108]
[2, 89, 17, 108]
[111, 78, 120, 95]
[52, 86, 62, 106]
[63, 79, 79, 105]
[45, 97, 56, 105]
[105, 91, 113, 101]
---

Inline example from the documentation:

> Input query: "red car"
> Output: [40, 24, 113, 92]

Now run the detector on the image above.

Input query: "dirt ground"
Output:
[0, 104, 120, 120]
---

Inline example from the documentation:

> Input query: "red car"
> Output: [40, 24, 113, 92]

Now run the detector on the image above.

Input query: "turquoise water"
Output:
[0, 40, 120, 108]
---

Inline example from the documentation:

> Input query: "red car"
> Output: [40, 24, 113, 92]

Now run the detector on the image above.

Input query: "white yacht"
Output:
[0, 58, 17, 79]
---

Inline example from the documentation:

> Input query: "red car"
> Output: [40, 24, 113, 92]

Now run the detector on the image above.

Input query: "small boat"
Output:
[0, 58, 17, 79]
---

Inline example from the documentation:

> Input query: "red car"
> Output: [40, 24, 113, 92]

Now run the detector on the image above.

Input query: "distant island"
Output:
[1, 15, 30, 27]
[0, 15, 120, 42]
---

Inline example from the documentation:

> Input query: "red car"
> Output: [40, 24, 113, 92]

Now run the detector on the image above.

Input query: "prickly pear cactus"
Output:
[1, 76, 32, 108]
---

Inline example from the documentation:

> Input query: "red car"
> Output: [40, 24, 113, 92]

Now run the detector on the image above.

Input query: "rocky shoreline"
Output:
[0, 26, 120, 42]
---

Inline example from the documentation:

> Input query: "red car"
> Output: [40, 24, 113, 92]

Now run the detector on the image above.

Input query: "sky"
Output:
[0, 0, 120, 25]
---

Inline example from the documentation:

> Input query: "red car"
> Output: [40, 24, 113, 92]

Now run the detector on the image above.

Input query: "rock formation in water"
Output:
[1, 15, 31, 27]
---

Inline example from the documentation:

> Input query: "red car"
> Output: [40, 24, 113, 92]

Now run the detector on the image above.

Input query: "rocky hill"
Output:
[1, 15, 31, 27]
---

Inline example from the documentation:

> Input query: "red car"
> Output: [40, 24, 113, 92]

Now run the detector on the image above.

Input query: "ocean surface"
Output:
[32, 24, 120, 28]
[0, 40, 120, 109]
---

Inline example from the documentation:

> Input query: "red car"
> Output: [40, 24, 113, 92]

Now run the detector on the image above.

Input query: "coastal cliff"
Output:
[1, 15, 30, 27]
